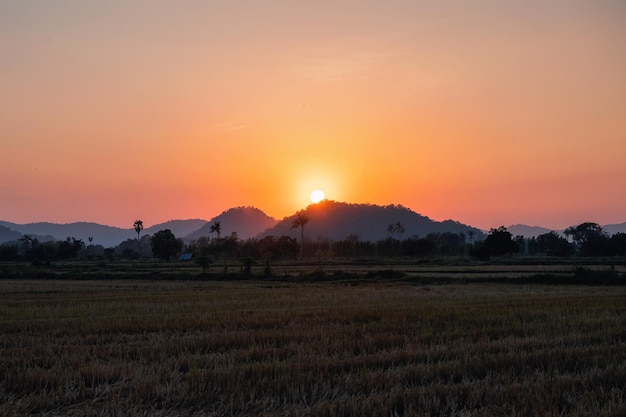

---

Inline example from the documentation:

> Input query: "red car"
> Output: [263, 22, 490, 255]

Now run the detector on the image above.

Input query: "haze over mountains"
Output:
[1, 201, 625, 248]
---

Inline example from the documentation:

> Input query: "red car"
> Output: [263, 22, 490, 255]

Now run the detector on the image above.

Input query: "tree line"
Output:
[1, 220, 625, 263]
[470, 223, 626, 259]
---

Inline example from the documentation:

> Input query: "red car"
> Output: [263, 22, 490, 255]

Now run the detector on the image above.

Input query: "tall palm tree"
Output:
[394, 222, 405, 240]
[133, 220, 143, 241]
[19, 235, 35, 257]
[133, 220, 144, 257]
[290, 212, 309, 259]
[209, 221, 221, 239]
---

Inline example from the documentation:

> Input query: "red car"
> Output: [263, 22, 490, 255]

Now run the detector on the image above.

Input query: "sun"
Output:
[310, 189, 326, 204]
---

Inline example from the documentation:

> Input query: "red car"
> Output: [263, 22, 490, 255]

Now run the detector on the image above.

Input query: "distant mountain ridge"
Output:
[0, 221, 131, 248]
[0, 225, 21, 243]
[505, 224, 553, 238]
[603, 222, 626, 236]
[0, 219, 209, 248]
[260, 200, 484, 242]
[1, 210, 624, 247]
[506, 222, 626, 238]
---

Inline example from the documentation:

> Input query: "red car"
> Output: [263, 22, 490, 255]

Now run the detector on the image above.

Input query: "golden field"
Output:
[1, 274, 625, 416]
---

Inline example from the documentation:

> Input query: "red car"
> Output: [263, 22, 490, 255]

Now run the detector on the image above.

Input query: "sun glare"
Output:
[310, 189, 326, 204]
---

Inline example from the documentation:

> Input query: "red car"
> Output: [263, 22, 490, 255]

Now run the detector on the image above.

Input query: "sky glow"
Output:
[1, 1, 625, 229]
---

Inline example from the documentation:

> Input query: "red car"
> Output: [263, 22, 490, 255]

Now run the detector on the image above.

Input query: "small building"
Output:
[177, 253, 193, 261]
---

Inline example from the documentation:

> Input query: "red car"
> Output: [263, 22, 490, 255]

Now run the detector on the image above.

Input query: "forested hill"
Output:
[0, 225, 21, 243]
[259, 200, 484, 242]
[145, 219, 208, 239]
[185, 207, 277, 241]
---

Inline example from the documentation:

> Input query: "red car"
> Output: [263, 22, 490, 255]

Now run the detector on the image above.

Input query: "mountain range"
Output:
[1, 202, 625, 247]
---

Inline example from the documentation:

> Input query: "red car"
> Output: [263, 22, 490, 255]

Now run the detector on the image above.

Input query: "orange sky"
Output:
[1, 1, 625, 230]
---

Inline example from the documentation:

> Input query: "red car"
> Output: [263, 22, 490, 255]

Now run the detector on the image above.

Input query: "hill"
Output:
[603, 222, 626, 236]
[0, 221, 131, 248]
[144, 219, 208, 238]
[506, 224, 553, 238]
[0, 219, 209, 248]
[505, 222, 626, 238]
[185, 207, 277, 241]
[260, 200, 484, 242]
[0, 225, 22, 244]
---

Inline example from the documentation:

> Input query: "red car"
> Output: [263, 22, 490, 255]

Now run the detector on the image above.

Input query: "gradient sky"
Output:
[1, 1, 625, 230]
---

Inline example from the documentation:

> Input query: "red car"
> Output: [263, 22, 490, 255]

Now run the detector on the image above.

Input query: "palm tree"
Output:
[19, 235, 35, 258]
[290, 212, 309, 259]
[387, 224, 395, 239]
[133, 220, 143, 241]
[209, 221, 221, 239]
[133, 220, 144, 257]
[394, 222, 405, 240]
[467, 230, 475, 244]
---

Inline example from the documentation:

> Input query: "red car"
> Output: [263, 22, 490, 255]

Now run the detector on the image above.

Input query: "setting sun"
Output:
[310, 190, 326, 204]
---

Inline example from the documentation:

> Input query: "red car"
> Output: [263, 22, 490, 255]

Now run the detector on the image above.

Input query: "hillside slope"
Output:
[260, 201, 483, 242]
[185, 207, 277, 241]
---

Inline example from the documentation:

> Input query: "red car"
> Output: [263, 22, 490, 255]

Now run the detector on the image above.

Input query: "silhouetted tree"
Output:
[219, 232, 239, 259]
[237, 238, 262, 260]
[482, 226, 518, 257]
[209, 221, 222, 239]
[195, 256, 212, 274]
[255, 235, 299, 260]
[19, 235, 36, 258]
[134, 220, 144, 256]
[192, 236, 211, 257]
[239, 257, 257, 275]
[609, 233, 626, 256]
[57, 237, 84, 260]
[258, 236, 277, 260]
[384, 222, 406, 255]
[427, 232, 466, 256]
[0, 244, 19, 261]
[333, 234, 361, 258]
[387, 224, 395, 239]
[134, 220, 144, 241]
[290, 212, 309, 259]
[394, 222, 405, 240]
[533, 231, 573, 257]
[151, 229, 182, 260]
[116, 236, 152, 259]
[564, 222, 610, 256]
[402, 237, 438, 257]
[469, 244, 491, 261]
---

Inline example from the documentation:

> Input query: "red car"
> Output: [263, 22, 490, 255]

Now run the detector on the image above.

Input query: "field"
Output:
[1, 262, 625, 416]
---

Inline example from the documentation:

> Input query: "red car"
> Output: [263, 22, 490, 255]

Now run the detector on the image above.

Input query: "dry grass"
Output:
[0, 279, 625, 416]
